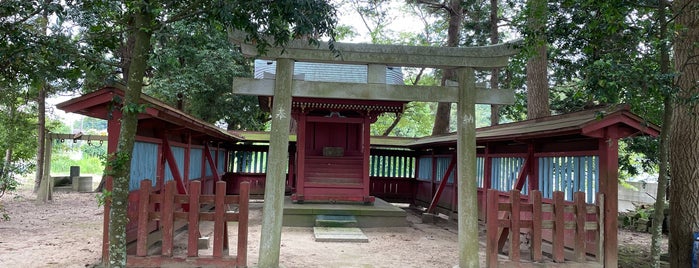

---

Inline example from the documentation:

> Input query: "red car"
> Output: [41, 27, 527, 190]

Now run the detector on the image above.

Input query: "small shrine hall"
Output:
[253, 60, 407, 204]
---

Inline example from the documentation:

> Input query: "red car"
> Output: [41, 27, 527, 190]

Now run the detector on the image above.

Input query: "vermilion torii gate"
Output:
[229, 31, 520, 267]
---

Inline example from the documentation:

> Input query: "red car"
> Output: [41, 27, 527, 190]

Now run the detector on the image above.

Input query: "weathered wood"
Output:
[229, 30, 520, 69]
[486, 189, 499, 268]
[552, 191, 565, 263]
[213, 181, 226, 258]
[258, 58, 294, 268]
[427, 154, 456, 214]
[574, 192, 587, 262]
[456, 67, 479, 267]
[232, 78, 515, 104]
[237, 182, 250, 267]
[204, 143, 221, 181]
[531, 191, 543, 262]
[597, 193, 605, 263]
[161, 181, 175, 257]
[136, 180, 152, 257]
[599, 135, 618, 267]
[187, 181, 201, 257]
[509, 190, 521, 261]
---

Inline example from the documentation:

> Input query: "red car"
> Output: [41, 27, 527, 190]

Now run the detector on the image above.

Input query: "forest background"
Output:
[1, 0, 697, 267]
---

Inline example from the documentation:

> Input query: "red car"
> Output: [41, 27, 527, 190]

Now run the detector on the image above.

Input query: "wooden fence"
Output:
[486, 189, 604, 267]
[127, 179, 250, 268]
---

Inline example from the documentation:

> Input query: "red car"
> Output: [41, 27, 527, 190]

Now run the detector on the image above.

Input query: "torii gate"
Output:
[229, 31, 520, 267]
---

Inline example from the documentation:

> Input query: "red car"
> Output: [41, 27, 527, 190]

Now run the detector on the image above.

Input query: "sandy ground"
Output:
[0, 181, 667, 268]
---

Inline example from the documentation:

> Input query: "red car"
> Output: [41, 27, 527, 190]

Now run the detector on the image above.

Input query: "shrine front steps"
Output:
[313, 215, 369, 243]
[282, 197, 408, 228]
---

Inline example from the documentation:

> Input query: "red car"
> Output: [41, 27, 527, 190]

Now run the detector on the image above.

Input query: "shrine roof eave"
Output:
[56, 87, 242, 142]
[228, 30, 521, 69]
[408, 105, 660, 148]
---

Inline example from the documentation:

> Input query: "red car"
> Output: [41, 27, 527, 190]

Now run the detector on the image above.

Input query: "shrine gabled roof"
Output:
[56, 87, 242, 142]
[408, 105, 660, 148]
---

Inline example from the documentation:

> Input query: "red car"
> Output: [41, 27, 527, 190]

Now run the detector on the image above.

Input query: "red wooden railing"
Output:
[486, 189, 604, 267]
[127, 179, 249, 268]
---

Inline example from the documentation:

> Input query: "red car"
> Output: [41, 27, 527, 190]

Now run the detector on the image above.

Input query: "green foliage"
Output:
[96, 189, 111, 208]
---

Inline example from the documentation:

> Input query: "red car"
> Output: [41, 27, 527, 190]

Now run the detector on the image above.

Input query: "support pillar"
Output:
[599, 128, 619, 268]
[258, 58, 294, 268]
[456, 67, 479, 267]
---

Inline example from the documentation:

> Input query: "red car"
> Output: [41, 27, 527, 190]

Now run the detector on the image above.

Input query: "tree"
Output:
[668, 0, 699, 266]
[70, 0, 338, 266]
[524, 0, 549, 119]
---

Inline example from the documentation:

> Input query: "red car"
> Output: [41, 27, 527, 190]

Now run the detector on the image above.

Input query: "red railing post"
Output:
[187, 181, 201, 257]
[213, 181, 226, 257]
[486, 189, 499, 268]
[136, 179, 152, 257]
[237, 181, 250, 267]
[552, 191, 565, 263]
[509, 190, 520, 261]
[574, 191, 587, 262]
[530, 190, 542, 262]
[161, 181, 176, 257]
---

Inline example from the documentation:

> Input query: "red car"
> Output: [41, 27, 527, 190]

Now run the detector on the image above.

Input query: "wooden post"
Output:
[596, 193, 605, 263]
[36, 133, 53, 203]
[574, 191, 587, 262]
[456, 67, 478, 267]
[599, 134, 618, 267]
[237, 181, 250, 267]
[161, 181, 175, 257]
[136, 179, 152, 257]
[259, 58, 294, 268]
[531, 190, 542, 262]
[509, 190, 520, 261]
[486, 189, 499, 268]
[552, 191, 565, 263]
[213, 181, 226, 257]
[187, 181, 201, 257]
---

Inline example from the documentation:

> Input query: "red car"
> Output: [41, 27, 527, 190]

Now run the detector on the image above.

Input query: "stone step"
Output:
[313, 227, 369, 243]
[315, 215, 358, 228]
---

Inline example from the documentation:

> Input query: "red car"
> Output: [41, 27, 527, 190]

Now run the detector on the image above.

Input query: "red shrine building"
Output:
[254, 60, 406, 204]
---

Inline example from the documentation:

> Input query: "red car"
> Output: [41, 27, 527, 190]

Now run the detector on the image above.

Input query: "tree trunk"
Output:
[106, 1, 155, 266]
[34, 85, 46, 193]
[650, 1, 670, 266]
[525, 0, 550, 120]
[490, 0, 500, 126]
[381, 113, 402, 136]
[668, 0, 699, 266]
[431, 0, 462, 135]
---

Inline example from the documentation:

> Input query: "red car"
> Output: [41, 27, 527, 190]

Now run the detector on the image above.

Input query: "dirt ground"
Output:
[0, 182, 668, 268]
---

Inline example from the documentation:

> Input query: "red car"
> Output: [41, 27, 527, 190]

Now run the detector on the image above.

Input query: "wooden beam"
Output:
[228, 30, 520, 69]
[232, 78, 515, 105]
[427, 154, 456, 214]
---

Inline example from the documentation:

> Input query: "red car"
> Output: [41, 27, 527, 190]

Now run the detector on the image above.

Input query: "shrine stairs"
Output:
[282, 197, 407, 228]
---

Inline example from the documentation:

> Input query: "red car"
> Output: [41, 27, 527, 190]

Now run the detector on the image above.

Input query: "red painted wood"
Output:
[531, 190, 543, 262]
[204, 143, 221, 181]
[295, 113, 306, 201]
[574, 191, 587, 262]
[187, 181, 201, 257]
[527, 144, 538, 194]
[102, 112, 121, 263]
[486, 189, 499, 268]
[597, 193, 605, 263]
[552, 191, 565, 263]
[213, 181, 226, 258]
[482, 147, 492, 221]
[362, 117, 372, 202]
[162, 138, 187, 195]
[136, 180, 152, 257]
[184, 134, 191, 183]
[599, 133, 618, 267]
[161, 181, 175, 257]
[237, 181, 250, 267]
[509, 190, 520, 261]
[512, 158, 529, 191]
[427, 154, 456, 213]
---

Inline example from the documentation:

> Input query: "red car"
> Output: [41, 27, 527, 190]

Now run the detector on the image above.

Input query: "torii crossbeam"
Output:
[229, 30, 520, 268]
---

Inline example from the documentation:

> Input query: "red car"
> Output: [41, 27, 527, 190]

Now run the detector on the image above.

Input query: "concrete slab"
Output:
[315, 215, 358, 227]
[283, 197, 407, 228]
[313, 227, 369, 243]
